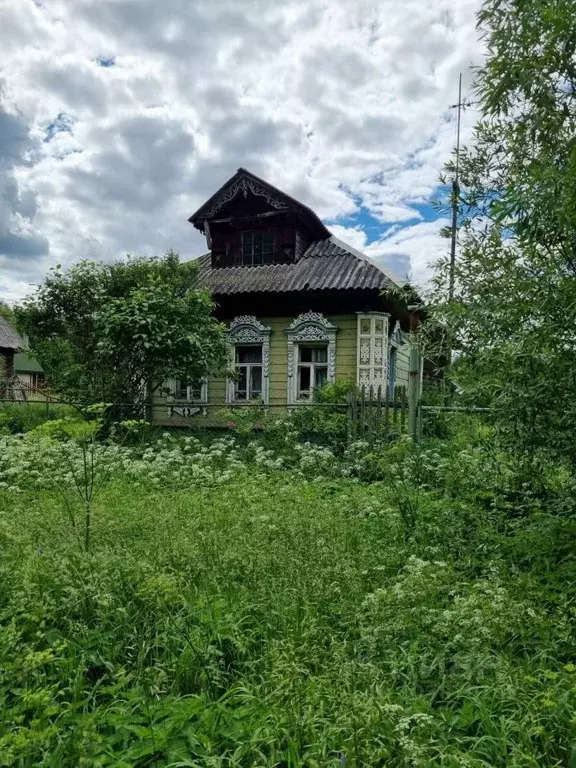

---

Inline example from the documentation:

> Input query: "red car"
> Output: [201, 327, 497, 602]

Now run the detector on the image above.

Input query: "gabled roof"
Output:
[14, 352, 43, 373]
[0, 316, 23, 350]
[195, 235, 403, 296]
[189, 167, 331, 240]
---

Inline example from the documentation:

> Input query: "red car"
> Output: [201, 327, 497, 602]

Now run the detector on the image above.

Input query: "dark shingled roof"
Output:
[195, 236, 402, 296]
[0, 316, 23, 349]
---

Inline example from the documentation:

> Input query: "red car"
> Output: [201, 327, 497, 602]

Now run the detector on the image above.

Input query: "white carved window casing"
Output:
[356, 313, 390, 394]
[168, 378, 207, 403]
[285, 312, 338, 404]
[226, 316, 271, 404]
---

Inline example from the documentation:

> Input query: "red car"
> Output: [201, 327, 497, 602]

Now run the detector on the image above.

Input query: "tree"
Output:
[0, 300, 17, 328]
[432, 0, 576, 468]
[17, 252, 228, 415]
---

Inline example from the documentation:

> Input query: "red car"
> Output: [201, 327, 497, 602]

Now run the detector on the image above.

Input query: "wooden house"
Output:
[161, 168, 421, 421]
[0, 315, 26, 400]
[0, 316, 23, 383]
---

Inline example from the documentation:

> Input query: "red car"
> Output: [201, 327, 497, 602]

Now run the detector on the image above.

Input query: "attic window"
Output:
[241, 231, 274, 266]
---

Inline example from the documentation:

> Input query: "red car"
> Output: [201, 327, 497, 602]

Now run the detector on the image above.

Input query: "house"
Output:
[161, 168, 421, 421]
[14, 351, 45, 393]
[0, 315, 24, 382]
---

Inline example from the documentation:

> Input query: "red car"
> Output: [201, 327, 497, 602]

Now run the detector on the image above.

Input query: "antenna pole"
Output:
[448, 72, 463, 302]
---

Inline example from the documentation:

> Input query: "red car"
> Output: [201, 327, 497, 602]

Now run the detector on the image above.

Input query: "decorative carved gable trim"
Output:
[202, 177, 286, 219]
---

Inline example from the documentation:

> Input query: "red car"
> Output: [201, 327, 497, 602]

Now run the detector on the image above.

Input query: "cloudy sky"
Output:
[0, 0, 483, 303]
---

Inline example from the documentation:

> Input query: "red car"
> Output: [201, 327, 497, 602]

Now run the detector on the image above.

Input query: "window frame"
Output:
[295, 343, 329, 401]
[241, 230, 275, 266]
[226, 316, 272, 405]
[169, 377, 208, 404]
[285, 312, 338, 405]
[233, 344, 264, 402]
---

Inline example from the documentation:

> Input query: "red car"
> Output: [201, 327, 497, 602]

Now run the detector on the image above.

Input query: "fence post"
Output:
[346, 389, 353, 444]
[408, 339, 421, 441]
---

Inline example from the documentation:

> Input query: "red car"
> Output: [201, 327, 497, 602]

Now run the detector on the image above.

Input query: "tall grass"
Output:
[0, 441, 574, 766]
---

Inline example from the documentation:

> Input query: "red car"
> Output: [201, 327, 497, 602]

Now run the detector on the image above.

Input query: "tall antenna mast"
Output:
[448, 73, 470, 301]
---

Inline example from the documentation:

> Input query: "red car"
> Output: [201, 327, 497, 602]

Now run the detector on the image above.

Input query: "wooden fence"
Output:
[346, 386, 408, 444]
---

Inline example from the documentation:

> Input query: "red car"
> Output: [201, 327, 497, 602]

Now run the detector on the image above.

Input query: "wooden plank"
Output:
[368, 385, 374, 447]
[347, 389, 353, 444]
[384, 384, 390, 441]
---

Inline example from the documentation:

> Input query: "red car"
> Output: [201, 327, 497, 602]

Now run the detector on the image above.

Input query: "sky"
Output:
[0, 0, 483, 304]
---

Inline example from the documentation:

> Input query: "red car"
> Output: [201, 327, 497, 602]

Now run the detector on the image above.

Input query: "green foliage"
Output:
[27, 417, 99, 443]
[0, 299, 17, 328]
[0, 427, 574, 765]
[432, 0, 576, 468]
[16, 252, 228, 414]
[275, 381, 353, 450]
[0, 402, 77, 435]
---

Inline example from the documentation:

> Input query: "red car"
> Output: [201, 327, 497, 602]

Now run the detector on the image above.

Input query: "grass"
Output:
[0, 430, 575, 766]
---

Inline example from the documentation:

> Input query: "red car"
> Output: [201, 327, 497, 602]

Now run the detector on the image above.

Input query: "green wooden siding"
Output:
[207, 314, 357, 406]
[395, 338, 410, 391]
[154, 314, 357, 424]
[153, 314, 411, 425]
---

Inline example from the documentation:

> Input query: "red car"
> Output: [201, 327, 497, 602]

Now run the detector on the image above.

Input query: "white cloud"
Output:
[365, 218, 452, 288]
[0, 0, 483, 301]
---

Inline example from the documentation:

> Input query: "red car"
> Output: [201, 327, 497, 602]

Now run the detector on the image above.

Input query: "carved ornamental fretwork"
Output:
[226, 315, 272, 404]
[202, 177, 286, 220]
[285, 312, 338, 403]
[356, 313, 390, 393]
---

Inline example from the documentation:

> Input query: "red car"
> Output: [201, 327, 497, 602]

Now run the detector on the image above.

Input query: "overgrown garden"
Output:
[1, 0, 576, 764]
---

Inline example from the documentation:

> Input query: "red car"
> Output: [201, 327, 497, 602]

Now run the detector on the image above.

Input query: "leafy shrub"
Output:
[0, 402, 77, 434]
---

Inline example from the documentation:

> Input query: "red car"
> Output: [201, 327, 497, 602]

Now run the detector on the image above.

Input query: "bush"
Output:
[0, 402, 77, 435]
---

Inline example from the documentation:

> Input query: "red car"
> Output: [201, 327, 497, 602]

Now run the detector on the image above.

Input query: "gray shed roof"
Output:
[195, 235, 403, 296]
[0, 316, 24, 349]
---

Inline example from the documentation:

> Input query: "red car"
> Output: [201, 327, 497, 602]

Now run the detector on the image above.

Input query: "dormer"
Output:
[188, 168, 330, 269]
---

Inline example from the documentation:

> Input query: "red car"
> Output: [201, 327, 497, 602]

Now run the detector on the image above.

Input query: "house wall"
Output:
[154, 315, 413, 426]
[395, 338, 410, 391]
[0, 348, 14, 379]
[154, 314, 357, 425]
[207, 313, 357, 407]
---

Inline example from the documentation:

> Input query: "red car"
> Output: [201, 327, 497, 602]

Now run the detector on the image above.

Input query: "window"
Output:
[234, 345, 263, 400]
[297, 344, 328, 400]
[227, 316, 271, 404]
[241, 231, 274, 266]
[172, 378, 206, 402]
[285, 312, 337, 405]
